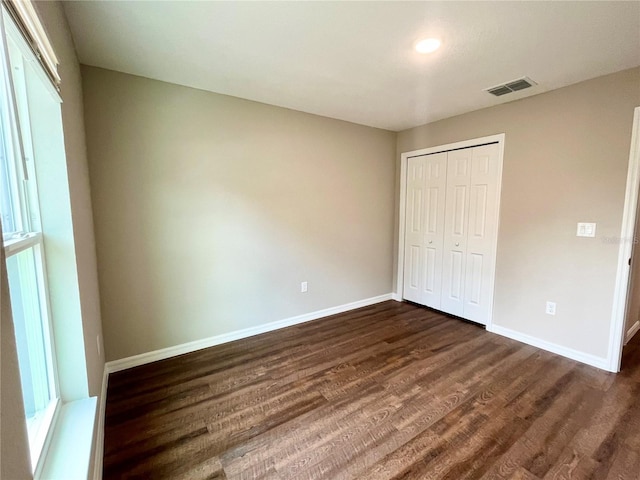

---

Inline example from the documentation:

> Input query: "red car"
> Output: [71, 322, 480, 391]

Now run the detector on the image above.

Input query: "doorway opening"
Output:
[610, 106, 640, 372]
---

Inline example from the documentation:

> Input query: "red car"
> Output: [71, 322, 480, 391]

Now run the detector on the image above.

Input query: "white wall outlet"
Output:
[301, 281, 308, 293]
[546, 301, 556, 315]
[577, 222, 596, 237]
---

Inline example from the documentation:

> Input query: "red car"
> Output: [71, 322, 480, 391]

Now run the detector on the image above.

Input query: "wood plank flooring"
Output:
[103, 301, 640, 479]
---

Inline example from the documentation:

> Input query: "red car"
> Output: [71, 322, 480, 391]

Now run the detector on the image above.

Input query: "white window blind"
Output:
[2, 0, 59, 87]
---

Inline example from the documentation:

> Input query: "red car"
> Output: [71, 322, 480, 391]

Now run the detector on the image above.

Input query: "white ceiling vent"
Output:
[485, 77, 537, 97]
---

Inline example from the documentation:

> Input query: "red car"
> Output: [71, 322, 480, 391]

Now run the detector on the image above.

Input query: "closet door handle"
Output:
[455, 242, 460, 247]
[428, 240, 433, 244]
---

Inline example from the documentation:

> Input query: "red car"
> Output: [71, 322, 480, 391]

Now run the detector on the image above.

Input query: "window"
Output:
[0, 8, 61, 470]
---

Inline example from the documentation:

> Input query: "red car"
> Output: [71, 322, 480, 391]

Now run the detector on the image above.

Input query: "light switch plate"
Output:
[577, 222, 596, 238]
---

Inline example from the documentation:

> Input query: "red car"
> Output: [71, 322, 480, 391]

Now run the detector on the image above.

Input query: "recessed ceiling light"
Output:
[415, 38, 441, 54]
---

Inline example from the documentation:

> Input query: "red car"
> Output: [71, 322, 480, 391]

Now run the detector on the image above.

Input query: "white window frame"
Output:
[0, 5, 61, 472]
[6, 236, 60, 467]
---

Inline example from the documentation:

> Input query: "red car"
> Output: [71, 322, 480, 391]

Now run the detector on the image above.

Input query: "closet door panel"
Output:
[464, 143, 500, 324]
[403, 152, 446, 306]
[441, 149, 472, 316]
[403, 156, 426, 303]
[421, 153, 447, 307]
[446, 249, 465, 300]
[467, 252, 484, 306]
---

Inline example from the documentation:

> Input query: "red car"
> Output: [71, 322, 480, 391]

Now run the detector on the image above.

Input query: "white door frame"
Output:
[608, 106, 640, 372]
[395, 133, 506, 330]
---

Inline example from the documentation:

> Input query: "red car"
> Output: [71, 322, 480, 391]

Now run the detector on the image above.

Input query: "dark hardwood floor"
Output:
[103, 301, 640, 479]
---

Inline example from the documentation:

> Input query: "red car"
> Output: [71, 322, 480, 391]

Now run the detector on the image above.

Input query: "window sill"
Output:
[36, 396, 97, 480]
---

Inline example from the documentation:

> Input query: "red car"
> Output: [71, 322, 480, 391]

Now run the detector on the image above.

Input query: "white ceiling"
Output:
[63, 1, 640, 132]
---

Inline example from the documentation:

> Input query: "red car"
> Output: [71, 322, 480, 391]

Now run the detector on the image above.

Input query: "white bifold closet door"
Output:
[463, 143, 501, 323]
[403, 152, 447, 307]
[440, 148, 472, 316]
[404, 143, 500, 326]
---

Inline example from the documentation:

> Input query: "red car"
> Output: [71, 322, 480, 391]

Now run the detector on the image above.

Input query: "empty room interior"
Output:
[1, 0, 640, 479]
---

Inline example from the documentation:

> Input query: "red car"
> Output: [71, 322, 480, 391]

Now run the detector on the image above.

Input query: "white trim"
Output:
[396, 147, 408, 300]
[395, 133, 506, 331]
[401, 135, 505, 160]
[32, 398, 60, 478]
[608, 107, 640, 372]
[2, 10, 61, 103]
[92, 366, 108, 480]
[625, 320, 640, 345]
[3, 1, 60, 85]
[106, 293, 393, 373]
[488, 324, 609, 371]
[391, 293, 403, 302]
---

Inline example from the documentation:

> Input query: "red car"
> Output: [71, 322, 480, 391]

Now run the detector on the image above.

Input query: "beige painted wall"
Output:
[396, 67, 640, 360]
[81, 67, 397, 361]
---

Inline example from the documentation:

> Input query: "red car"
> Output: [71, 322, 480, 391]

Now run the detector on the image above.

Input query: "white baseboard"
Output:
[106, 293, 393, 374]
[488, 324, 610, 371]
[625, 320, 640, 345]
[391, 292, 403, 302]
[92, 366, 108, 480]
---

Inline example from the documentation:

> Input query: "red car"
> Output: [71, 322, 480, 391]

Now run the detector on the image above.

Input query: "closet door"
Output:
[403, 153, 446, 306]
[403, 156, 426, 303]
[463, 143, 501, 324]
[441, 148, 472, 316]
[422, 153, 447, 307]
